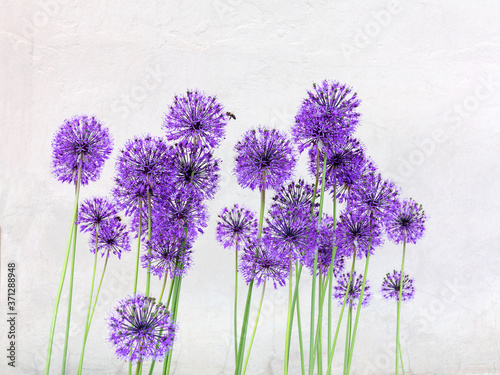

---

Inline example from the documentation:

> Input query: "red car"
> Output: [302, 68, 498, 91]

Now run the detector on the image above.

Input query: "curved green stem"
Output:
[396, 240, 407, 375]
[242, 281, 266, 375]
[45, 168, 82, 375]
[234, 248, 239, 365]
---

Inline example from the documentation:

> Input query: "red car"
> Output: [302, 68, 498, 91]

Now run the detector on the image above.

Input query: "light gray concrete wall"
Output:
[1, 1, 500, 374]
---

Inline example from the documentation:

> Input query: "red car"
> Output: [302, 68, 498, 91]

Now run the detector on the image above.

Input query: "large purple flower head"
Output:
[347, 172, 400, 224]
[300, 215, 343, 277]
[113, 135, 173, 215]
[141, 235, 192, 279]
[333, 272, 372, 309]
[335, 211, 383, 259]
[77, 196, 120, 233]
[386, 198, 426, 244]
[264, 204, 316, 260]
[51, 115, 113, 185]
[216, 204, 258, 250]
[292, 80, 361, 153]
[308, 137, 367, 200]
[108, 294, 176, 363]
[272, 179, 318, 215]
[381, 271, 415, 302]
[89, 219, 130, 259]
[171, 140, 220, 200]
[163, 90, 228, 148]
[239, 239, 289, 289]
[234, 127, 297, 191]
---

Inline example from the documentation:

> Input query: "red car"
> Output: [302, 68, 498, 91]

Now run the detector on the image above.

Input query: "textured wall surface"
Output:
[1, 1, 500, 374]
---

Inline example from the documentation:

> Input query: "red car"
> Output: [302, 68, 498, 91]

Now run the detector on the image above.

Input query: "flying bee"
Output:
[226, 111, 236, 120]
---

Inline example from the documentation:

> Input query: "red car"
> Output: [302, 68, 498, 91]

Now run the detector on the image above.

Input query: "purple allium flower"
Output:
[347, 172, 400, 224]
[152, 191, 208, 241]
[142, 235, 192, 279]
[239, 240, 289, 289]
[272, 179, 318, 214]
[234, 127, 297, 191]
[108, 294, 176, 363]
[51, 115, 113, 185]
[335, 211, 383, 259]
[308, 137, 367, 200]
[113, 136, 173, 215]
[264, 204, 315, 260]
[381, 271, 415, 302]
[292, 80, 361, 153]
[385, 198, 426, 244]
[89, 219, 130, 259]
[216, 204, 258, 250]
[77, 196, 119, 233]
[163, 90, 228, 148]
[171, 140, 220, 200]
[333, 272, 372, 309]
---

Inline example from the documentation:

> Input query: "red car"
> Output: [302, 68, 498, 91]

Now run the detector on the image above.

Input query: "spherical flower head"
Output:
[333, 271, 372, 309]
[234, 126, 297, 191]
[264, 204, 316, 260]
[216, 204, 258, 250]
[308, 137, 367, 201]
[142, 235, 192, 279]
[51, 115, 113, 185]
[381, 271, 415, 302]
[292, 80, 361, 153]
[335, 211, 384, 259]
[386, 198, 426, 244]
[108, 294, 176, 363]
[113, 135, 174, 215]
[77, 196, 119, 233]
[272, 179, 318, 214]
[89, 219, 130, 259]
[171, 140, 220, 200]
[347, 172, 400, 224]
[239, 239, 289, 289]
[163, 90, 228, 148]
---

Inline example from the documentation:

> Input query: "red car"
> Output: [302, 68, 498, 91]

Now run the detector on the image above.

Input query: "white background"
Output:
[1, 1, 500, 374]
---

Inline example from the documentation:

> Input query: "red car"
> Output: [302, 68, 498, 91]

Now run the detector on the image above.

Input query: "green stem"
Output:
[242, 281, 266, 375]
[234, 247, 239, 365]
[76, 237, 99, 375]
[346, 252, 371, 375]
[145, 191, 152, 297]
[326, 182, 337, 375]
[164, 275, 183, 375]
[343, 307, 352, 375]
[399, 341, 406, 375]
[134, 200, 143, 295]
[45, 167, 82, 375]
[135, 361, 142, 375]
[283, 256, 294, 375]
[296, 278, 306, 375]
[396, 240, 407, 375]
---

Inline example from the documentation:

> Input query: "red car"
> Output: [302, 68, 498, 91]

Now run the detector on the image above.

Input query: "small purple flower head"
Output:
[51, 115, 113, 185]
[171, 140, 220, 200]
[234, 127, 297, 191]
[164, 90, 228, 148]
[335, 211, 384, 259]
[216, 204, 258, 250]
[89, 219, 130, 259]
[333, 272, 372, 309]
[292, 80, 361, 153]
[239, 239, 289, 289]
[308, 137, 367, 201]
[386, 198, 426, 244]
[272, 179, 318, 214]
[347, 172, 400, 224]
[108, 294, 176, 363]
[381, 271, 415, 302]
[264, 204, 315, 260]
[77, 196, 120, 233]
[113, 135, 174, 215]
[142, 235, 192, 279]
